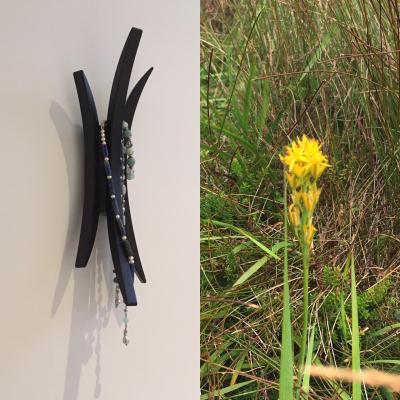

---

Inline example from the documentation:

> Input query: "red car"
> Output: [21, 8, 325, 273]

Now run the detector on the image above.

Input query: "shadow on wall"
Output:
[50, 102, 121, 399]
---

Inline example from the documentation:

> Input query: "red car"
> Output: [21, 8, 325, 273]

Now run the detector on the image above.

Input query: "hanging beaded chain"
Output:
[99, 121, 135, 346]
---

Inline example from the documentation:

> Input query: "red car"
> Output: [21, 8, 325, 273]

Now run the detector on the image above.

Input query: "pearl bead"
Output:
[104, 157, 109, 161]
[115, 215, 120, 219]
[110, 194, 115, 199]
[107, 175, 112, 180]
[122, 236, 127, 240]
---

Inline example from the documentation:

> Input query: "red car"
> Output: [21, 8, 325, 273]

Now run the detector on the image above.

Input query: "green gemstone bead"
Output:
[127, 169, 134, 180]
[127, 157, 135, 167]
[123, 129, 132, 139]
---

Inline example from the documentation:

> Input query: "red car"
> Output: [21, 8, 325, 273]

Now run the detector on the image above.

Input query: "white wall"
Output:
[0, 1, 199, 399]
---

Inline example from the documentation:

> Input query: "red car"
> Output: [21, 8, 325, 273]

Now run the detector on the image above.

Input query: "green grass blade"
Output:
[380, 386, 394, 400]
[368, 359, 400, 366]
[351, 254, 362, 400]
[339, 289, 350, 342]
[209, 220, 280, 260]
[200, 381, 254, 399]
[200, 339, 232, 376]
[232, 255, 269, 287]
[302, 324, 316, 397]
[230, 352, 247, 385]
[370, 323, 400, 337]
[279, 179, 294, 399]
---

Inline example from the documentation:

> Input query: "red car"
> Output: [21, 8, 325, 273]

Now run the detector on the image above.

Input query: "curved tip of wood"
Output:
[129, 27, 143, 35]
[136, 269, 147, 284]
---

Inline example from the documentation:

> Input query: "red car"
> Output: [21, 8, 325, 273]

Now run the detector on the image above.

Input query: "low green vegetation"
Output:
[201, 0, 400, 398]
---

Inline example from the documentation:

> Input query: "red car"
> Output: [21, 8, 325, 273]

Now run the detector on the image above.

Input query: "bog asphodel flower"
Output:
[280, 135, 330, 182]
[301, 184, 321, 213]
[280, 135, 329, 248]
[303, 223, 316, 246]
[288, 204, 301, 227]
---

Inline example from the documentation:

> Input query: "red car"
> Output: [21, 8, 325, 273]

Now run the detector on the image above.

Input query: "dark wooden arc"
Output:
[105, 28, 142, 305]
[125, 67, 153, 125]
[123, 67, 153, 283]
[74, 71, 100, 268]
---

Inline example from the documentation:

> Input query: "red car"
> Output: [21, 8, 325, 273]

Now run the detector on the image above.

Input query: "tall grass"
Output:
[201, 0, 400, 398]
[278, 180, 293, 399]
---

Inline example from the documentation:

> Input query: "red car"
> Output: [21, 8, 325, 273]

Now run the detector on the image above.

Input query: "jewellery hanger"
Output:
[73, 27, 153, 344]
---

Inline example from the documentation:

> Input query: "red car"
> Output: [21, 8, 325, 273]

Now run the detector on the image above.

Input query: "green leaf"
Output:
[200, 381, 254, 399]
[302, 324, 316, 397]
[200, 340, 232, 376]
[351, 254, 362, 400]
[370, 323, 400, 337]
[230, 352, 247, 386]
[209, 220, 280, 260]
[368, 359, 400, 366]
[232, 255, 269, 287]
[279, 180, 294, 398]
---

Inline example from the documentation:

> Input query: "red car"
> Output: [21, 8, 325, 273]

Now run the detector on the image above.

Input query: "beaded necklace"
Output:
[100, 121, 135, 345]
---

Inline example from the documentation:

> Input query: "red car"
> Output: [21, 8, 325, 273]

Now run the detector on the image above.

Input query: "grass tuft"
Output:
[201, 1, 400, 398]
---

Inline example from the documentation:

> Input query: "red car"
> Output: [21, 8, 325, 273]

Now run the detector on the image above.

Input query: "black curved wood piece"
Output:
[125, 67, 153, 125]
[123, 67, 153, 283]
[106, 28, 142, 305]
[74, 71, 100, 268]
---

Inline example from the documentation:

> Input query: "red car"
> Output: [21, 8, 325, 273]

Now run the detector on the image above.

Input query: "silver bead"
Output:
[115, 214, 120, 219]
[104, 157, 109, 161]
[110, 194, 115, 199]
[122, 235, 127, 240]
[107, 175, 112, 180]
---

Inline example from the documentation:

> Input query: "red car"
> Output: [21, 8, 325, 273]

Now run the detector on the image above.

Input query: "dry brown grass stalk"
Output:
[308, 365, 400, 393]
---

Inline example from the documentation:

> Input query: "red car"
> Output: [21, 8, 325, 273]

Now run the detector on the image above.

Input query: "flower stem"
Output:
[297, 243, 310, 395]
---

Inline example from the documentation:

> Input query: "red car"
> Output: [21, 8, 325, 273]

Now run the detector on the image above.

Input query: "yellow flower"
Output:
[301, 185, 321, 213]
[280, 135, 328, 248]
[286, 172, 300, 190]
[303, 223, 316, 246]
[280, 135, 330, 180]
[292, 190, 302, 205]
[288, 204, 300, 227]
